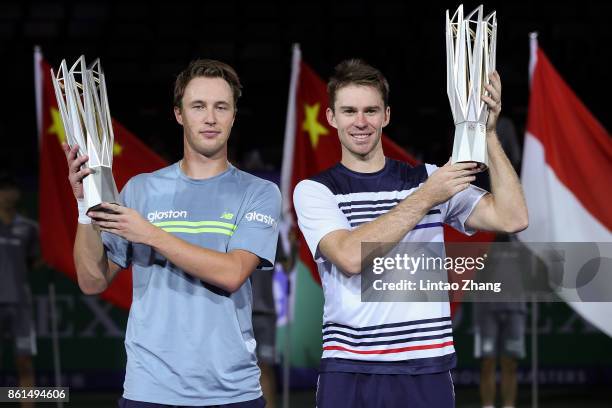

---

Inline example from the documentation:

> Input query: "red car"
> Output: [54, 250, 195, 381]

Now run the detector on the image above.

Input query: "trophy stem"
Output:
[451, 121, 488, 171]
[83, 165, 120, 212]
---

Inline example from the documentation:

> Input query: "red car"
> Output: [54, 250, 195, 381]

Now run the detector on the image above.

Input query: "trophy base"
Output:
[84, 165, 120, 212]
[451, 121, 488, 172]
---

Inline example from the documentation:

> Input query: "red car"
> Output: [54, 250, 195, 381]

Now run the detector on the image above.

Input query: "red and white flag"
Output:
[519, 35, 612, 336]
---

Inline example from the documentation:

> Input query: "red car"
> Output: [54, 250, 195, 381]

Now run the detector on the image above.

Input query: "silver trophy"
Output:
[51, 56, 120, 211]
[446, 4, 497, 171]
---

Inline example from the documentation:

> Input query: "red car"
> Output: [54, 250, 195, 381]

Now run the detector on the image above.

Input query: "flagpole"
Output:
[282, 264, 292, 408]
[34, 46, 64, 407]
[528, 32, 538, 86]
[279, 43, 301, 408]
[527, 33, 539, 408]
[280, 44, 301, 222]
[530, 249, 538, 408]
[49, 283, 64, 408]
[34, 46, 43, 144]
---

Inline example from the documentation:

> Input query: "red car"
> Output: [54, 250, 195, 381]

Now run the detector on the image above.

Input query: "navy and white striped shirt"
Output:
[293, 158, 486, 374]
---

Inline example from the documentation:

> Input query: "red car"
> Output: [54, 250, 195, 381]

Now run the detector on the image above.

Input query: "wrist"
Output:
[145, 224, 163, 248]
[406, 187, 435, 213]
[77, 199, 91, 224]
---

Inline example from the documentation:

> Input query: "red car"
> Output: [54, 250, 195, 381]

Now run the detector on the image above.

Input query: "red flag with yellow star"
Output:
[36, 49, 167, 309]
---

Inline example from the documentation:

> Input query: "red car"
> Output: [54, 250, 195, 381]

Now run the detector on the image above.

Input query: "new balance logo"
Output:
[147, 210, 188, 223]
[245, 211, 276, 226]
[220, 212, 234, 220]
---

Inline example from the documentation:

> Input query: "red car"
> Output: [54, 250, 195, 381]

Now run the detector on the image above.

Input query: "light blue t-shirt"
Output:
[102, 162, 281, 405]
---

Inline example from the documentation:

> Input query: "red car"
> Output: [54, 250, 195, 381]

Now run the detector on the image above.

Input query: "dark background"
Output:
[1, 2, 611, 404]
[1, 0, 610, 187]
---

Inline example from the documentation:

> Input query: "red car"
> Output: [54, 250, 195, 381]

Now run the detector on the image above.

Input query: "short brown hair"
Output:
[327, 59, 390, 110]
[174, 59, 242, 108]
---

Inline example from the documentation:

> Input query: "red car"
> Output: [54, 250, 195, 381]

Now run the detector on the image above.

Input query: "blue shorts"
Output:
[117, 396, 265, 408]
[316, 371, 454, 408]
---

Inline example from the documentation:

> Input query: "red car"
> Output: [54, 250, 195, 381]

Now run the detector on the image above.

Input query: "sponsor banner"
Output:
[451, 367, 612, 386]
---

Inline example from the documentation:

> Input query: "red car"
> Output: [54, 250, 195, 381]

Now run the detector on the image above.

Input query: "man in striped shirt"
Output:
[293, 59, 528, 408]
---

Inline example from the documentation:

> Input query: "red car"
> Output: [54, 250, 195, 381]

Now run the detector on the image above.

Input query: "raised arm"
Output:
[465, 72, 529, 233]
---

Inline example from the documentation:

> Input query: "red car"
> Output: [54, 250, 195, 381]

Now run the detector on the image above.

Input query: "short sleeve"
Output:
[101, 180, 133, 269]
[426, 164, 488, 236]
[445, 185, 488, 235]
[293, 179, 351, 263]
[227, 182, 281, 270]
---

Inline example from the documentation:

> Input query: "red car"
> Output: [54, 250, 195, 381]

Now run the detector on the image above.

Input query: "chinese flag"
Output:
[36, 50, 168, 309]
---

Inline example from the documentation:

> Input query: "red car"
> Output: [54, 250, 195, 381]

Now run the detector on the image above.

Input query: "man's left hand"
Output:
[88, 203, 157, 245]
[482, 71, 502, 133]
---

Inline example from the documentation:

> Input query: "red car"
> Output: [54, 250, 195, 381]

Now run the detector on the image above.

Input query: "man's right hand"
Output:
[62, 142, 92, 200]
[419, 160, 479, 207]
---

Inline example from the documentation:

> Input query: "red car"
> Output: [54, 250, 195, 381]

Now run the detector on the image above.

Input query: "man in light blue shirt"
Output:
[63, 59, 280, 407]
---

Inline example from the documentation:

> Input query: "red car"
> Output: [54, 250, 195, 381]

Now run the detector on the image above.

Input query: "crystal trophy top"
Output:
[51, 56, 120, 211]
[446, 4, 497, 171]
